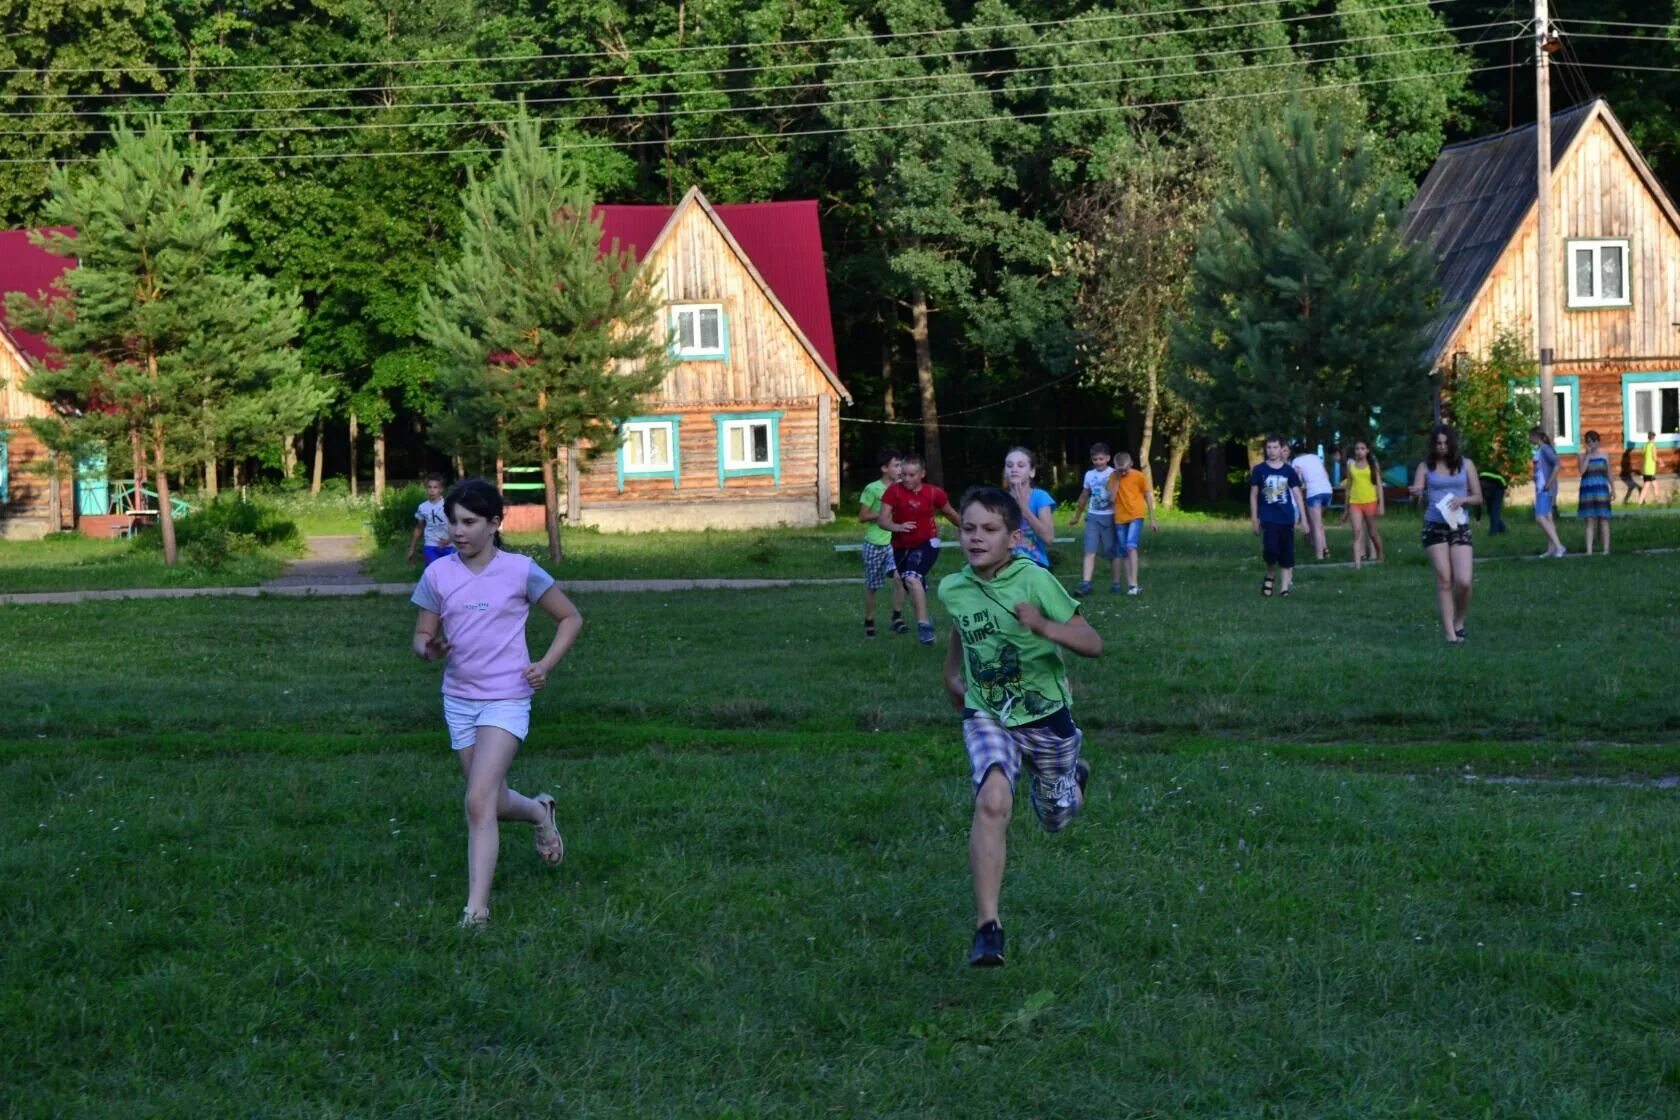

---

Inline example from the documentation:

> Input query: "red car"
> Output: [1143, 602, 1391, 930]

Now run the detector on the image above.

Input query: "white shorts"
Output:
[442, 695, 531, 751]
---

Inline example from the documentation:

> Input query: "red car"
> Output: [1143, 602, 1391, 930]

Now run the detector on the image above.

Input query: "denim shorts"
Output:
[894, 543, 940, 584]
[1535, 491, 1555, 517]
[1305, 493, 1332, 509]
[1115, 519, 1144, 556]
[1081, 514, 1114, 557]
[442, 695, 531, 751]
[422, 545, 456, 565]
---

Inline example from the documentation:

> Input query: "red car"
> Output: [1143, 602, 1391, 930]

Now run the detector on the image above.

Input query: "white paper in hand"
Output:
[1434, 494, 1467, 528]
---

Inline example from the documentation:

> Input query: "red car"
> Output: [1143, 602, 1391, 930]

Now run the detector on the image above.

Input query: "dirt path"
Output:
[263, 534, 368, 588]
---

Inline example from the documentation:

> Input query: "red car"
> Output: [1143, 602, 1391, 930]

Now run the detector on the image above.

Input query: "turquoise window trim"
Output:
[1620, 372, 1680, 448]
[670, 303, 729, 363]
[1516, 375, 1581, 453]
[714, 411, 782, 487]
[617, 416, 682, 492]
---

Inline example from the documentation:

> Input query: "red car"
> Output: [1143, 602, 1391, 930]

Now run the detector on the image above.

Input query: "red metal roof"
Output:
[0, 228, 73, 364]
[596, 198, 838, 375]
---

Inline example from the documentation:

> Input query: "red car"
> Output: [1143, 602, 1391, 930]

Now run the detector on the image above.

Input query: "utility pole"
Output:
[1535, 0, 1557, 438]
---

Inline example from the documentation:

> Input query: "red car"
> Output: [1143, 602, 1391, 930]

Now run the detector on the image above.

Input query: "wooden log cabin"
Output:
[1403, 98, 1680, 491]
[549, 187, 851, 532]
[0, 228, 75, 539]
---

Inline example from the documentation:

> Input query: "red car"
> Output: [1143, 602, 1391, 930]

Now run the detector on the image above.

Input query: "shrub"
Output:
[135, 496, 299, 554]
[373, 484, 427, 548]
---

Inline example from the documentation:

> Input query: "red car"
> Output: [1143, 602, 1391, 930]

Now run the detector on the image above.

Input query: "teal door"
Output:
[76, 447, 109, 516]
[0, 428, 10, 507]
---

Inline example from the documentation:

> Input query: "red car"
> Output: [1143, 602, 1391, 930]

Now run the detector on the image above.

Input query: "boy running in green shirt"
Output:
[937, 486, 1104, 968]
[858, 447, 907, 637]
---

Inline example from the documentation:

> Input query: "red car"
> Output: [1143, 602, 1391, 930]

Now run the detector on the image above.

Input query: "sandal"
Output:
[458, 907, 490, 932]
[533, 793, 564, 867]
[1261, 576, 1274, 597]
[1279, 586, 1292, 597]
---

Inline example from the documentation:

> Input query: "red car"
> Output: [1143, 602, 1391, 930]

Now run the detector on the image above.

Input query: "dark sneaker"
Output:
[917, 621, 936, 645]
[864, 619, 876, 638]
[1075, 759, 1090, 800]
[969, 921, 1005, 968]
[1109, 581, 1124, 593]
[890, 616, 909, 634]
[1073, 580, 1091, 597]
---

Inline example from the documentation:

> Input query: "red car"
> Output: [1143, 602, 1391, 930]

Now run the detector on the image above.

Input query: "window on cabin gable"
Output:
[1567, 240, 1630, 308]
[671, 303, 725, 357]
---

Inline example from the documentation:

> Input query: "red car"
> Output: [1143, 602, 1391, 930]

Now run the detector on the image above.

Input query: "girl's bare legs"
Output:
[1309, 506, 1328, 559]
[457, 727, 543, 918]
[1349, 508, 1366, 569]
[1427, 544, 1456, 641]
[1537, 512, 1563, 554]
[1583, 520, 1596, 555]
[1450, 544, 1473, 634]
[1602, 518, 1611, 554]
[1369, 516, 1385, 561]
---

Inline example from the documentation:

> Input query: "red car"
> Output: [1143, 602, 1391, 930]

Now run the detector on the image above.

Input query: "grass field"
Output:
[4, 513, 1679, 1116]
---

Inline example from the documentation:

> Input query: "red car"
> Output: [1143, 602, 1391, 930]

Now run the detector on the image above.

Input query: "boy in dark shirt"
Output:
[1248, 434, 1306, 596]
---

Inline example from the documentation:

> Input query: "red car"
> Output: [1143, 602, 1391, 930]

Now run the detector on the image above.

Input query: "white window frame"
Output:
[1626, 379, 1680, 443]
[720, 418, 774, 470]
[1515, 379, 1579, 453]
[1566, 239, 1631, 309]
[670, 303, 726, 358]
[621, 420, 676, 474]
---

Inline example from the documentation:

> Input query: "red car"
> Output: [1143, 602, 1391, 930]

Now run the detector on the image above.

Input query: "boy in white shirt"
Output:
[407, 473, 454, 566]
[1068, 442, 1119, 596]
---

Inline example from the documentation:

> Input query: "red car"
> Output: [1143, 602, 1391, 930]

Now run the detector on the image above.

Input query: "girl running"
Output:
[410, 479, 582, 930]
[1575, 430, 1614, 555]
[1002, 447, 1058, 568]
[1410, 425, 1482, 644]
[1342, 439, 1386, 569]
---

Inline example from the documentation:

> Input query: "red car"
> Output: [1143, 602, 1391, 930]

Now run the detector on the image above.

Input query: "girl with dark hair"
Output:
[1410, 426, 1483, 644]
[410, 478, 583, 930]
[1342, 439, 1385, 569]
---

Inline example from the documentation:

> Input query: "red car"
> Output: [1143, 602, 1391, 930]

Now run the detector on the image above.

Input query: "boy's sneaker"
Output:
[1073, 580, 1092, 597]
[864, 619, 877, 638]
[890, 615, 909, 634]
[917, 621, 936, 645]
[1075, 759, 1090, 800]
[969, 921, 1005, 968]
[1109, 581, 1124, 593]
[1127, 585, 1140, 596]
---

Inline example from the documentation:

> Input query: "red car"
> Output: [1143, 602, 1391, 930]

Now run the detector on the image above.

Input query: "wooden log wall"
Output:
[2, 420, 74, 528]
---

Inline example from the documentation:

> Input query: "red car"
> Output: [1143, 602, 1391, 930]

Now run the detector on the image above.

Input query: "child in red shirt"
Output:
[879, 452, 960, 645]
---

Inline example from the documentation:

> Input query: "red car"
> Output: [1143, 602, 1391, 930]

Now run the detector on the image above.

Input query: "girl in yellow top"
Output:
[1340, 440, 1385, 569]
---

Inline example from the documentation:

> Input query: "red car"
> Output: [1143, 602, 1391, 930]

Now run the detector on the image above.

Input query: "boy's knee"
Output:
[974, 770, 1013, 823]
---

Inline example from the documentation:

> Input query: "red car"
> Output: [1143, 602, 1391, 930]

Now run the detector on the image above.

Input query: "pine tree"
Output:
[5, 118, 312, 565]
[1172, 103, 1440, 448]
[419, 112, 674, 563]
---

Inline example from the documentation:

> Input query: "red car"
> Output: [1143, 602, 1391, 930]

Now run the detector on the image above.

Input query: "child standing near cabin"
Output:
[1002, 447, 1057, 568]
[858, 448, 907, 637]
[938, 486, 1103, 968]
[407, 473, 453, 566]
[1576, 430, 1614, 555]
[1069, 442, 1118, 597]
[410, 480, 582, 931]
[1108, 451, 1157, 595]
[1249, 435, 1306, 596]
[879, 453, 961, 645]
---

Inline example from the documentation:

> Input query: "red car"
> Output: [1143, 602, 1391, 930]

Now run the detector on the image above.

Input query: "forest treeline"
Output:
[3, 0, 1674, 497]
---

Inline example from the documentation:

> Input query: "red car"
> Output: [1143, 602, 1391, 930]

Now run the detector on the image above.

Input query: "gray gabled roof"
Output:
[1400, 99, 1599, 366]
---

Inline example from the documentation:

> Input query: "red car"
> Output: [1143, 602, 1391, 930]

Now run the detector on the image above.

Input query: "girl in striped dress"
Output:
[1576, 430, 1614, 555]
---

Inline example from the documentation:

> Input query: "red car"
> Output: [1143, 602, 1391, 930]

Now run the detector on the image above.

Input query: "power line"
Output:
[0, 19, 1510, 123]
[0, 33, 1514, 141]
[1550, 19, 1679, 33]
[0, 61, 1518, 165]
[0, 0, 1470, 101]
[0, 0, 1473, 78]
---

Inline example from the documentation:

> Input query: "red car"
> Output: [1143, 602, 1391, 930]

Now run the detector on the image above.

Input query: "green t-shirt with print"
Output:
[937, 557, 1080, 726]
[859, 479, 893, 546]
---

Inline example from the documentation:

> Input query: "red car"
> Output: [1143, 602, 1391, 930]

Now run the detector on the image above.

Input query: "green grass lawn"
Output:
[0, 533, 290, 592]
[5, 513, 1680, 1116]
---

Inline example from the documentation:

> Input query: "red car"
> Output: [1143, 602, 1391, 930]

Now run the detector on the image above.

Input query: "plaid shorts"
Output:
[861, 541, 897, 591]
[962, 708, 1085, 832]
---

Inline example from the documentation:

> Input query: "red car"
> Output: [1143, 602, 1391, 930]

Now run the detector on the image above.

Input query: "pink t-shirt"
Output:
[410, 550, 555, 700]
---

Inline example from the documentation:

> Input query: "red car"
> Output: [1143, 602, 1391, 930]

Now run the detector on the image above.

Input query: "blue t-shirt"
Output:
[1012, 488, 1057, 567]
[1249, 462, 1301, 525]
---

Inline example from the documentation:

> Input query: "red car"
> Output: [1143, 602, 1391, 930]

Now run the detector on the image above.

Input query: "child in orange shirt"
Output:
[1107, 452, 1158, 595]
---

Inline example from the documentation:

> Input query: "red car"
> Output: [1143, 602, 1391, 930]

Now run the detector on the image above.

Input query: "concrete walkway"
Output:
[0, 535, 856, 606]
